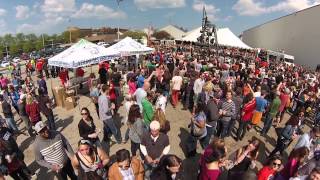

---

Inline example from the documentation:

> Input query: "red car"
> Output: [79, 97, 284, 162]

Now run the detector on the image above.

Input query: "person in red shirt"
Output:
[25, 95, 41, 126]
[257, 155, 283, 180]
[76, 67, 84, 77]
[236, 93, 256, 141]
[36, 59, 44, 75]
[58, 68, 69, 87]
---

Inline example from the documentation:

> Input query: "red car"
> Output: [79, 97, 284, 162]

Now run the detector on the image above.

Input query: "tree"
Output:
[123, 31, 146, 40]
[152, 31, 172, 40]
[35, 40, 44, 51]
[3, 34, 14, 45]
[0, 45, 4, 58]
[22, 42, 33, 53]
[9, 44, 19, 56]
[16, 33, 25, 43]
[62, 29, 81, 43]
[25, 33, 37, 42]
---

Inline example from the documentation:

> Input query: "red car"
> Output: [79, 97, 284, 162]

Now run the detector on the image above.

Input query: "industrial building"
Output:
[241, 5, 320, 68]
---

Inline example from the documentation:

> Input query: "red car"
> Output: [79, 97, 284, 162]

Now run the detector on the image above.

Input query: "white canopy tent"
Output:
[182, 27, 252, 49]
[48, 39, 118, 68]
[106, 37, 154, 56]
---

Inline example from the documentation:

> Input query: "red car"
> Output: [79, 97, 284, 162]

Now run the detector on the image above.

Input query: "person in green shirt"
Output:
[261, 91, 281, 135]
[141, 92, 154, 127]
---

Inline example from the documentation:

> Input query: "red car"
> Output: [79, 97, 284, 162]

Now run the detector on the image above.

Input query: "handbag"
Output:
[190, 114, 206, 137]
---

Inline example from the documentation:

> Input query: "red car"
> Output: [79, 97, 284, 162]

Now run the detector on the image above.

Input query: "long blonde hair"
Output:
[26, 95, 33, 105]
[153, 108, 167, 129]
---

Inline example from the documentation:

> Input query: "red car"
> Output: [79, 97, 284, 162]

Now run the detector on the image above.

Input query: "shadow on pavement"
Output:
[20, 136, 36, 152]
[55, 116, 73, 132]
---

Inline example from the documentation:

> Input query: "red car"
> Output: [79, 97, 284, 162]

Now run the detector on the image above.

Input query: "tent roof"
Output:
[159, 25, 186, 39]
[48, 39, 118, 68]
[182, 27, 252, 49]
[106, 36, 154, 56]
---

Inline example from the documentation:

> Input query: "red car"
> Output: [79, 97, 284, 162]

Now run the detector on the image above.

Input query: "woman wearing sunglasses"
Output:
[78, 108, 101, 146]
[257, 155, 283, 180]
[108, 149, 144, 180]
[71, 139, 109, 180]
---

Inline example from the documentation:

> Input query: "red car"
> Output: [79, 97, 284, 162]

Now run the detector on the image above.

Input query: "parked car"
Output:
[12, 57, 20, 63]
[0, 61, 10, 68]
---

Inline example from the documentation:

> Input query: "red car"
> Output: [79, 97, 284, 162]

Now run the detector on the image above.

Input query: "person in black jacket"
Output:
[78, 107, 101, 146]
[204, 93, 220, 147]
[150, 154, 183, 180]
[269, 118, 299, 157]
[0, 95, 18, 132]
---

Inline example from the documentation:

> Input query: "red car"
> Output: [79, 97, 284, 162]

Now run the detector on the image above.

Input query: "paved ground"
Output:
[4, 65, 309, 180]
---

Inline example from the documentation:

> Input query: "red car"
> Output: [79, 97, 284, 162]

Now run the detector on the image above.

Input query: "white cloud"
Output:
[193, 0, 220, 13]
[72, 3, 126, 19]
[0, 19, 6, 29]
[0, 9, 6, 16]
[192, 0, 220, 21]
[41, 0, 75, 13]
[134, 0, 185, 10]
[16, 5, 30, 20]
[16, 16, 65, 34]
[233, 0, 320, 16]
[0, 19, 12, 35]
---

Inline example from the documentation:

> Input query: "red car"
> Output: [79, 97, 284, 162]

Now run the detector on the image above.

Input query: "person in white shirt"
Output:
[171, 71, 183, 108]
[193, 74, 205, 109]
[155, 91, 167, 113]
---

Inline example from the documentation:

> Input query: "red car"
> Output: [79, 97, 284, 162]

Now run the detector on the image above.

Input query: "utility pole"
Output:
[5, 44, 8, 58]
[42, 34, 45, 50]
[69, 31, 72, 43]
[116, 0, 123, 41]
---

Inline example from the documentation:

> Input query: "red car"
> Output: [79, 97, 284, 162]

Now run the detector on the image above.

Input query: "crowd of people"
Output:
[0, 43, 319, 180]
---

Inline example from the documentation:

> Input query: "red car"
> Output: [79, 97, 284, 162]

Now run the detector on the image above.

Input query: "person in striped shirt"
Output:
[33, 121, 77, 180]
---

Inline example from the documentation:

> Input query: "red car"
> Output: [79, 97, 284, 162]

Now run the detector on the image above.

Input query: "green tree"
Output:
[22, 41, 33, 53]
[9, 44, 19, 56]
[62, 30, 81, 43]
[25, 33, 37, 42]
[152, 31, 172, 40]
[123, 31, 146, 40]
[0, 45, 4, 58]
[3, 34, 14, 45]
[15, 33, 25, 43]
[35, 40, 44, 51]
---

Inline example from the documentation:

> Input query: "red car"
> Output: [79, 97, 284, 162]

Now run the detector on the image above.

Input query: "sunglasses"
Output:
[272, 162, 281, 167]
[79, 148, 89, 152]
[81, 112, 88, 115]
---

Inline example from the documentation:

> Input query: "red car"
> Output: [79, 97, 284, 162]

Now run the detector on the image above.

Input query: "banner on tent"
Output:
[48, 55, 115, 68]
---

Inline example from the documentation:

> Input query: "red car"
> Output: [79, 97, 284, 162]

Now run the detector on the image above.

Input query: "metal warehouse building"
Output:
[241, 5, 320, 68]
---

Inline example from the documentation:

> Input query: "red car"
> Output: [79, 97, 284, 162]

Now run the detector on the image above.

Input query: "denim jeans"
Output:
[220, 120, 230, 138]
[55, 159, 77, 180]
[261, 114, 273, 135]
[5, 117, 18, 131]
[47, 112, 56, 131]
[203, 125, 216, 148]
[21, 115, 33, 136]
[236, 120, 250, 140]
[227, 119, 236, 137]
[131, 141, 140, 156]
[103, 118, 122, 144]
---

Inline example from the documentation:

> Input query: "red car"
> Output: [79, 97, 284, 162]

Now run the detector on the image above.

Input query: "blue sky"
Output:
[0, 0, 319, 36]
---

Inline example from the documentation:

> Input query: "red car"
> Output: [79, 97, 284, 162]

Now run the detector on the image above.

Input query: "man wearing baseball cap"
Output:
[33, 121, 77, 180]
[140, 121, 170, 178]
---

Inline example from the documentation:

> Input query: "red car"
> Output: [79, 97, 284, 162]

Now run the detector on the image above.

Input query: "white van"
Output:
[281, 54, 295, 67]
